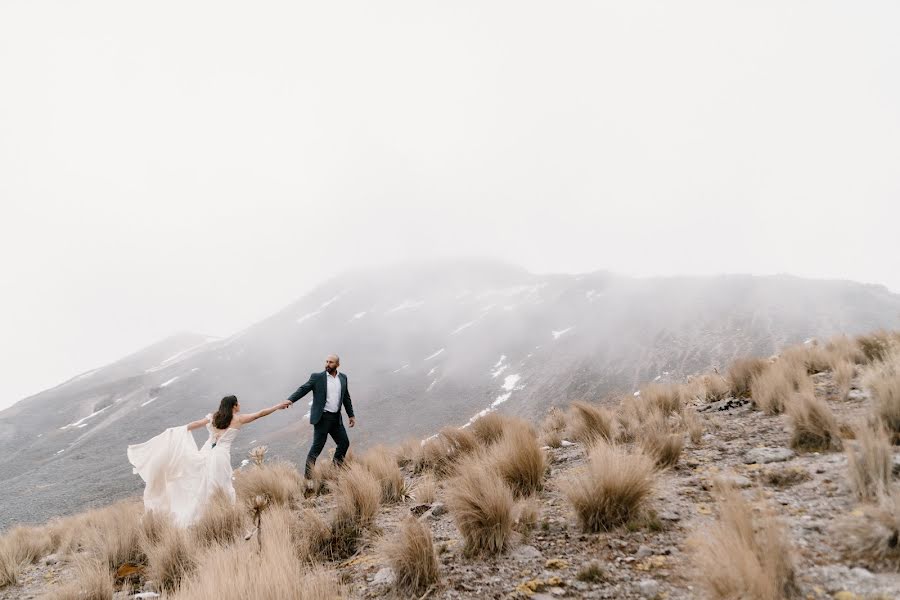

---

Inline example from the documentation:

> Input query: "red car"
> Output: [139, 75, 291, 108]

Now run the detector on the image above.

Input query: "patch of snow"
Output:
[349, 311, 367, 321]
[60, 404, 112, 430]
[73, 368, 100, 381]
[392, 364, 409, 374]
[386, 300, 424, 314]
[296, 310, 321, 324]
[191, 368, 199, 373]
[424, 348, 445, 361]
[451, 321, 476, 335]
[491, 393, 512, 408]
[56, 449, 64, 455]
[319, 294, 343, 309]
[160, 376, 179, 388]
[491, 365, 508, 378]
[240, 459, 250, 468]
[633, 391, 641, 397]
[141, 397, 159, 407]
[427, 367, 437, 376]
[426, 379, 438, 392]
[501, 374, 521, 392]
[37, 434, 42, 438]
[492, 355, 507, 369]
[552, 327, 574, 340]
[654, 375, 661, 382]
[250, 440, 257, 445]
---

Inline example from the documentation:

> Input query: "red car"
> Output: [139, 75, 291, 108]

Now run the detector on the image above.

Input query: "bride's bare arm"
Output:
[186, 417, 210, 431]
[237, 402, 291, 425]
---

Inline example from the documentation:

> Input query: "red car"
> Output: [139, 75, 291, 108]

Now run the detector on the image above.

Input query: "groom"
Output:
[286, 354, 356, 479]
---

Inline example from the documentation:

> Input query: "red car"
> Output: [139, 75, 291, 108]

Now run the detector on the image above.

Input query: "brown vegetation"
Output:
[750, 359, 812, 415]
[192, 489, 248, 547]
[637, 409, 684, 469]
[839, 490, 900, 570]
[538, 407, 567, 448]
[728, 357, 770, 398]
[569, 401, 616, 445]
[446, 458, 515, 556]
[563, 443, 655, 532]
[381, 517, 440, 596]
[846, 425, 893, 502]
[360, 445, 409, 503]
[234, 461, 303, 507]
[470, 411, 511, 446]
[639, 383, 683, 415]
[416, 427, 479, 477]
[491, 420, 546, 496]
[865, 356, 900, 440]
[691, 484, 798, 600]
[787, 392, 842, 452]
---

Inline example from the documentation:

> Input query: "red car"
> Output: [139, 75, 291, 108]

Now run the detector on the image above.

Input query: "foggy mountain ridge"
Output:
[2, 260, 900, 528]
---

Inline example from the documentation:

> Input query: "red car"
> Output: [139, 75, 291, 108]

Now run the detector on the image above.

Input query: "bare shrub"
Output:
[234, 461, 303, 508]
[569, 401, 616, 445]
[751, 359, 811, 415]
[44, 557, 114, 600]
[562, 443, 655, 532]
[361, 446, 409, 503]
[381, 517, 440, 596]
[144, 526, 196, 592]
[192, 488, 248, 547]
[639, 384, 683, 415]
[413, 475, 437, 504]
[470, 412, 511, 446]
[333, 463, 381, 528]
[691, 484, 798, 600]
[446, 458, 515, 556]
[728, 357, 769, 398]
[865, 358, 900, 440]
[847, 425, 893, 502]
[787, 392, 842, 452]
[491, 421, 545, 496]
[638, 410, 684, 469]
[839, 490, 900, 570]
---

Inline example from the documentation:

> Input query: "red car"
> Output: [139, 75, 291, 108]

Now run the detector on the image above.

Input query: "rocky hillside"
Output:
[2, 260, 900, 528]
[2, 332, 900, 599]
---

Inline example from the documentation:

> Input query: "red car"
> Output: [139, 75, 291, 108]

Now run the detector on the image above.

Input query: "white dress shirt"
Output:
[324, 371, 342, 413]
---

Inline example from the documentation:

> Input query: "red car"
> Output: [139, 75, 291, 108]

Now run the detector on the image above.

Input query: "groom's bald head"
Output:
[325, 354, 340, 373]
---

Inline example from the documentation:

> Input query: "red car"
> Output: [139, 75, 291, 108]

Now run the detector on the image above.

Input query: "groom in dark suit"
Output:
[286, 354, 356, 479]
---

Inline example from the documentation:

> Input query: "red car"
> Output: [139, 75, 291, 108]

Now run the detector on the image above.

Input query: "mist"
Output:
[1, 0, 899, 409]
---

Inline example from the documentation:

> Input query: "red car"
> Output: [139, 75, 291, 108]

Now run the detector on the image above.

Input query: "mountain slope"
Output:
[1, 260, 899, 528]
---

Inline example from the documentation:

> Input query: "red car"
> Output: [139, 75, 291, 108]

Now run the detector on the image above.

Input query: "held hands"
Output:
[276, 401, 291, 410]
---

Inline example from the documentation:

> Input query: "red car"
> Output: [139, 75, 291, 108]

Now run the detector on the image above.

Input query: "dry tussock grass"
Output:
[832, 360, 856, 401]
[44, 557, 114, 600]
[416, 427, 479, 477]
[865, 355, 900, 440]
[396, 437, 422, 468]
[381, 517, 440, 596]
[538, 407, 567, 448]
[563, 443, 655, 532]
[514, 498, 540, 538]
[680, 407, 704, 445]
[491, 420, 545, 496]
[826, 335, 865, 365]
[637, 409, 684, 469]
[192, 489, 248, 547]
[446, 458, 515, 556]
[79, 501, 144, 570]
[783, 343, 831, 374]
[291, 508, 333, 563]
[470, 411, 512, 446]
[728, 357, 770, 398]
[639, 383, 683, 415]
[234, 461, 303, 507]
[361, 445, 409, 503]
[839, 490, 900, 570]
[144, 525, 196, 592]
[569, 401, 616, 445]
[856, 331, 893, 364]
[0, 524, 52, 586]
[333, 463, 381, 528]
[787, 392, 842, 452]
[846, 425, 893, 502]
[691, 484, 798, 600]
[750, 359, 812, 415]
[413, 475, 438, 504]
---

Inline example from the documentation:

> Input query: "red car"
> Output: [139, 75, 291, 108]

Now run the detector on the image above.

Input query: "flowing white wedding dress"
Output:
[127, 414, 239, 527]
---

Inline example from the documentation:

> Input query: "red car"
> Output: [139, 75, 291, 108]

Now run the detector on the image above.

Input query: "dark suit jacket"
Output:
[287, 371, 354, 425]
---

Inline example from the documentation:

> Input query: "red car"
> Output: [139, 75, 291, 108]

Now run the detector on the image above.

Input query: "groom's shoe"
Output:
[303, 479, 316, 498]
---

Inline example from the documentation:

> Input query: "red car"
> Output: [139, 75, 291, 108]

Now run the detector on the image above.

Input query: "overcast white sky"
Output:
[1, 1, 898, 409]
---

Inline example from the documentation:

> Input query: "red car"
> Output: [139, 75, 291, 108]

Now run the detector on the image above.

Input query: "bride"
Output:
[127, 395, 290, 527]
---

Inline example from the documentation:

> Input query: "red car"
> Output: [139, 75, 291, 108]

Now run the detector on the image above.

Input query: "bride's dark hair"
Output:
[212, 395, 238, 430]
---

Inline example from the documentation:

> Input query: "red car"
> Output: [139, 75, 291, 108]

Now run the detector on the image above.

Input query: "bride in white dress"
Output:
[127, 395, 290, 527]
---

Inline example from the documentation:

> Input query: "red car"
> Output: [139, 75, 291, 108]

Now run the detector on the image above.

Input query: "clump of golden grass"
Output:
[691, 484, 798, 600]
[446, 458, 515, 556]
[491, 420, 545, 497]
[333, 463, 381, 528]
[728, 357, 770, 398]
[80, 501, 144, 570]
[514, 498, 540, 537]
[44, 557, 114, 600]
[865, 356, 900, 441]
[144, 526, 196, 592]
[396, 437, 422, 467]
[857, 331, 893, 364]
[381, 517, 440, 596]
[846, 425, 893, 502]
[234, 461, 303, 507]
[750, 359, 812, 415]
[700, 374, 731, 402]
[639, 383, 683, 415]
[562, 443, 656, 532]
[291, 508, 333, 563]
[638, 409, 684, 469]
[192, 489, 248, 547]
[576, 561, 608, 583]
[787, 392, 842, 452]
[680, 407, 704, 445]
[361, 445, 409, 503]
[826, 334, 865, 365]
[470, 411, 511, 446]
[832, 360, 856, 401]
[538, 407, 567, 448]
[569, 401, 616, 445]
[839, 490, 900, 570]
[0, 524, 52, 586]
[415, 427, 479, 477]
[413, 475, 438, 504]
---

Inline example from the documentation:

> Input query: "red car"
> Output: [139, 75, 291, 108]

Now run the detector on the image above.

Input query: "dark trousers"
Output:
[305, 411, 350, 479]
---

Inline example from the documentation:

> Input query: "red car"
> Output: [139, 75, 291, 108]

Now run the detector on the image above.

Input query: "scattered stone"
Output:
[847, 389, 870, 401]
[371, 567, 396, 586]
[549, 587, 566, 597]
[636, 545, 653, 559]
[743, 447, 795, 464]
[511, 545, 543, 560]
[637, 578, 660, 598]
[560, 440, 576, 447]
[410, 503, 432, 517]
[43, 554, 59, 566]
[133, 594, 160, 600]
[658, 510, 681, 522]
